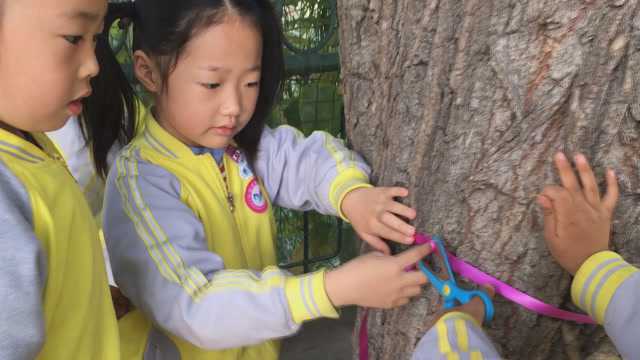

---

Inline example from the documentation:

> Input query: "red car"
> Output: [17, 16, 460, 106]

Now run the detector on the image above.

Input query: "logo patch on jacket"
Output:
[226, 146, 268, 213]
[238, 158, 253, 180]
[245, 178, 268, 213]
[226, 146, 253, 180]
[225, 146, 242, 163]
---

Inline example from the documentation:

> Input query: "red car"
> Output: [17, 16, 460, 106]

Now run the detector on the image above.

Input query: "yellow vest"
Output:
[119, 114, 280, 359]
[0, 129, 119, 359]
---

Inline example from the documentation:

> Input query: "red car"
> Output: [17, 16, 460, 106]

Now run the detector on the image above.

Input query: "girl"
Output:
[102, 0, 431, 359]
[0, 0, 137, 358]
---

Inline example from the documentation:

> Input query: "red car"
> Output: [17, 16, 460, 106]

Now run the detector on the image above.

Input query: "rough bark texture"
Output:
[337, 1, 640, 359]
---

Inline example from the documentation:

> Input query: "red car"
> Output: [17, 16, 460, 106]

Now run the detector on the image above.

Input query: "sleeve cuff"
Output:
[284, 269, 339, 324]
[329, 168, 372, 221]
[439, 312, 483, 330]
[571, 251, 639, 324]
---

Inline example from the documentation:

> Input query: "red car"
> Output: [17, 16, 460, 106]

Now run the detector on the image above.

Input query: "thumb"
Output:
[395, 244, 432, 266]
[537, 194, 557, 243]
[537, 194, 553, 215]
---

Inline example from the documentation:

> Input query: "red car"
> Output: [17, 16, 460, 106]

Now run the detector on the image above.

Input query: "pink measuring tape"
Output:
[358, 232, 595, 360]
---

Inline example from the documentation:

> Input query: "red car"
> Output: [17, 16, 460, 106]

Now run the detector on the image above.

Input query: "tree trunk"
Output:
[337, 1, 640, 359]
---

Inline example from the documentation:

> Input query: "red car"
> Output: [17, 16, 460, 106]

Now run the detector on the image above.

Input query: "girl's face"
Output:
[151, 15, 262, 149]
[0, 0, 106, 133]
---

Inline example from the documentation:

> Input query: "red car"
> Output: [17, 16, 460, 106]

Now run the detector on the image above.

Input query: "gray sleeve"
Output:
[103, 152, 301, 350]
[0, 160, 46, 359]
[255, 126, 371, 215]
[411, 313, 501, 360]
[603, 271, 640, 359]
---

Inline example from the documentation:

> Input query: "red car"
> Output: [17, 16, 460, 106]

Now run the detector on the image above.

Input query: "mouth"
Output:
[67, 90, 92, 116]
[212, 126, 237, 136]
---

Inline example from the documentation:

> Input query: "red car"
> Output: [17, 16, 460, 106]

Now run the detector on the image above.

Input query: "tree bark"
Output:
[337, 1, 640, 359]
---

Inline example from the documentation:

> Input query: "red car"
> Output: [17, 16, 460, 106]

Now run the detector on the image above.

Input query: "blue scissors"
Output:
[417, 235, 495, 324]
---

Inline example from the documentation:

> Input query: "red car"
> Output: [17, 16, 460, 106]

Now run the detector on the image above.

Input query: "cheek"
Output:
[243, 90, 259, 114]
[0, 54, 69, 111]
[167, 91, 210, 130]
[24, 47, 75, 99]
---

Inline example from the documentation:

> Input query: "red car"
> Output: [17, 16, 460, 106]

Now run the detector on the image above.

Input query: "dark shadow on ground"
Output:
[280, 306, 357, 360]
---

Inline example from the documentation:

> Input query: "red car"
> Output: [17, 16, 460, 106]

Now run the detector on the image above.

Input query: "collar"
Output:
[0, 128, 61, 164]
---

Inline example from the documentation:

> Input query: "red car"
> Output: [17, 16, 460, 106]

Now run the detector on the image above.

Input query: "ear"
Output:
[133, 50, 161, 93]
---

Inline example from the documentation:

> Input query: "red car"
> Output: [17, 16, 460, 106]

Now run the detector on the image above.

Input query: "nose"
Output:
[221, 85, 242, 119]
[79, 39, 101, 81]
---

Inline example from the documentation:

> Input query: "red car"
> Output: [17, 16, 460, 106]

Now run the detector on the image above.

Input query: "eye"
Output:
[63, 35, 83, 45]
[247, 81, 260, 88]
[201, 83, 221, 90]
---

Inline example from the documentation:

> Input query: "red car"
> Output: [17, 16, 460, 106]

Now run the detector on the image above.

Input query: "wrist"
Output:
[339, 188, 360, 220]
[568, 246, 610, 275]
[324, 268, 349, 307]
[336, 183, 372, 222]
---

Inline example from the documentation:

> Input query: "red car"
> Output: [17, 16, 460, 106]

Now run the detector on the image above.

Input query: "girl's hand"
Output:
[536, 153, 619, 275]
[341, 187, 417, 254]
[324, 244, 431, 308]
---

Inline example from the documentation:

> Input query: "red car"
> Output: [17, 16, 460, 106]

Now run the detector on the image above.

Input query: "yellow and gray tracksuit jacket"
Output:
[102, 112, 372, 359]
[47, 111, 145, 285]
[0, 128, 119, 359]
[412, 251, 640, 359]
[47, 117, 116, 284]
[47, 116, 107, 217]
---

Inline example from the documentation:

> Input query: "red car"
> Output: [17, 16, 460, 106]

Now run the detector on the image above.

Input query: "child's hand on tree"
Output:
[324, 244, 431, 308]
[536, 153, 619, 275]
[341, 186, 417, 255]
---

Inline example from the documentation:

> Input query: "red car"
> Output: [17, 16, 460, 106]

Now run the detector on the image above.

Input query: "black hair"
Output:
[80, 2, 139, 178]
[126, 0, 284, 165]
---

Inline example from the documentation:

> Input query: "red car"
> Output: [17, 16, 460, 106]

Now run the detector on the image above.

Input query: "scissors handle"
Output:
[447, 289, 494, 324]
[417, 259, 495, 324]
[417, 260, 447, 294]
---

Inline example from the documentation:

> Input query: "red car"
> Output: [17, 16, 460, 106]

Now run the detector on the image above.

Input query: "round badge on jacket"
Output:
[245, 178, 268, 213]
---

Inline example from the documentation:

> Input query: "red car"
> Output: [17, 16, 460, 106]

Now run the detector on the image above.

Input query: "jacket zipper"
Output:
[207, 154, 252, 266]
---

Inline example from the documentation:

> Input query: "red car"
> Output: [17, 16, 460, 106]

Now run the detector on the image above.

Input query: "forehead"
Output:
[6, 0, 107, 25]
[182, 15, 263, 68]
